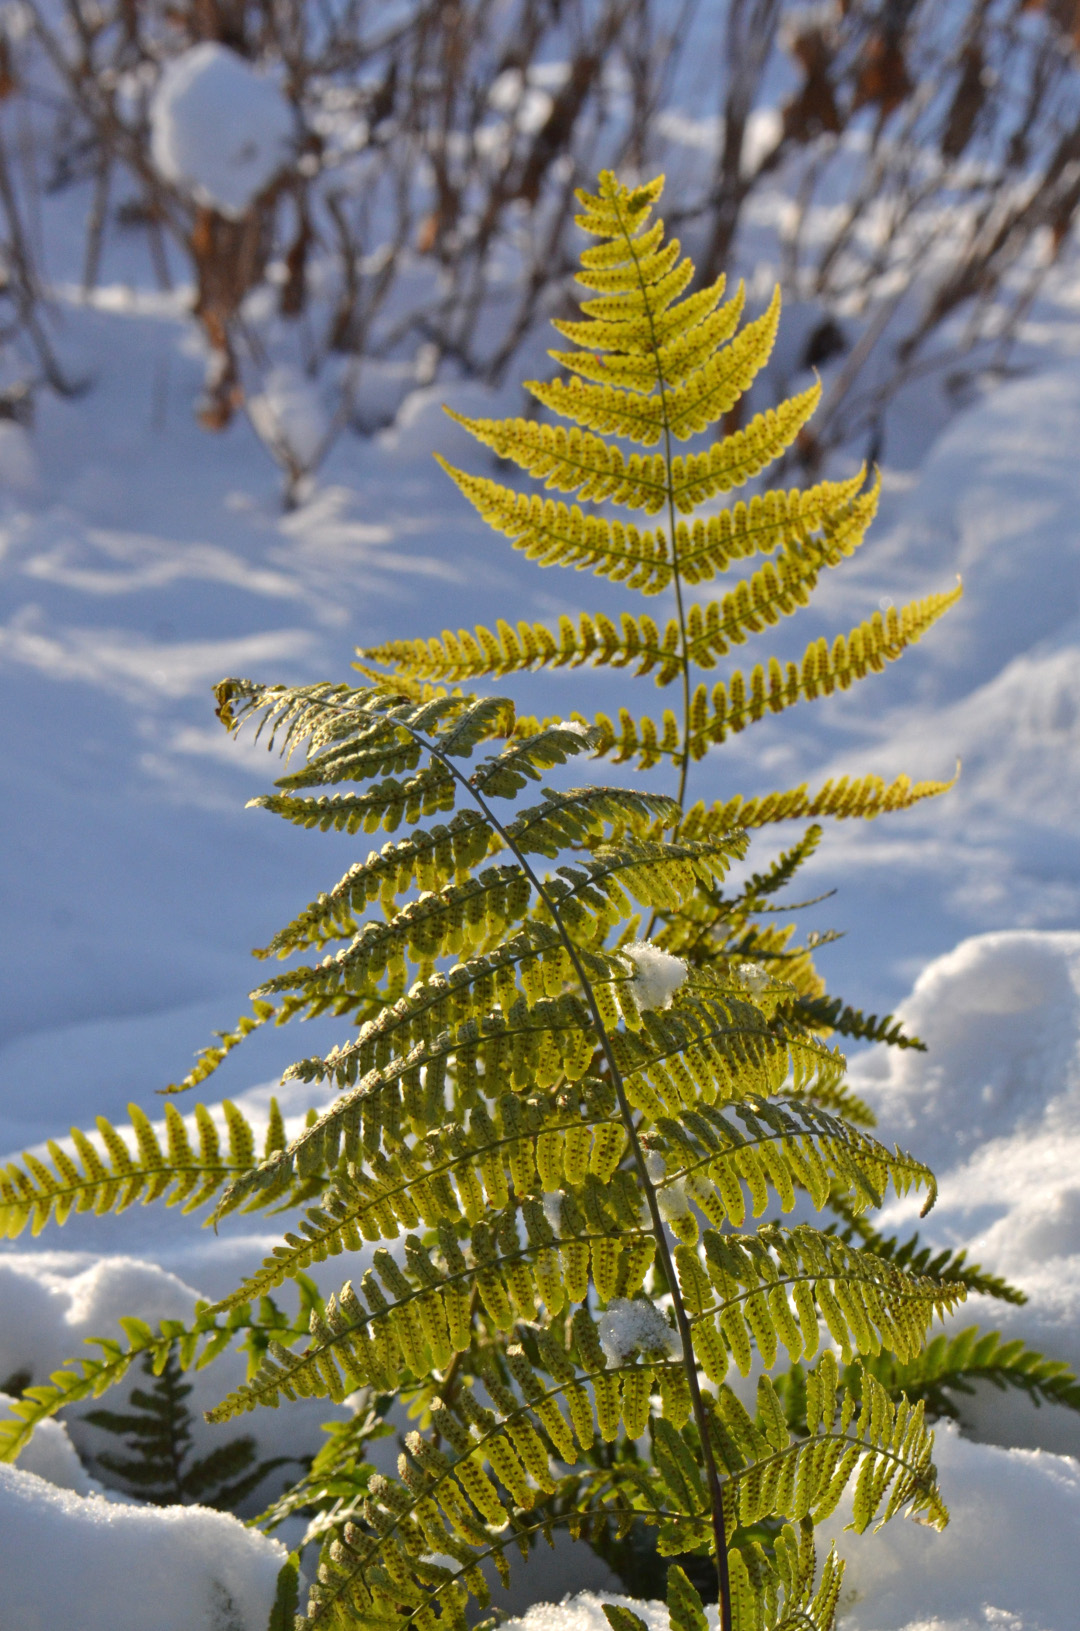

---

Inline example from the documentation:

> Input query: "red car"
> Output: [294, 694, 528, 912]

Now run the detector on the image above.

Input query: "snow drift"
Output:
[0, 1460, 285, 1631]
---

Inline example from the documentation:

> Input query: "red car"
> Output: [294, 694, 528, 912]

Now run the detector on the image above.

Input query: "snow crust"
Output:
[0, 1460, 285, 1631]
[621, 942, 688, 1012]
[150, 44, 295, 218]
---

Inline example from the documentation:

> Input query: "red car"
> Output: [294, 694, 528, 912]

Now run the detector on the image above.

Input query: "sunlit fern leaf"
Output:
[164, 998, 281, 1093]
[443, 410, 671, 512]
[0, 1097, 294, 1239]
[853, 1326, 1080, 1422]
[785, 994, 925, 1052]
[684, 587, 963, 755]
[429, 464, 675, 593]
[827, 1212, 1025, 1304]
[278, 1351, 943, 1631]
[679, 765, 959, 836]
[525, 288, 781, 447]
[367, 482, 881, 692]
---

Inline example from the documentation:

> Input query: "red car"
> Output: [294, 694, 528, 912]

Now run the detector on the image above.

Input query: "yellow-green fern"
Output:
[3, 173, 995, 1631]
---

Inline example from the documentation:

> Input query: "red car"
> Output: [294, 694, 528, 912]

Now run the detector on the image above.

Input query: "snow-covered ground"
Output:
[5, 57, 1080, 1631]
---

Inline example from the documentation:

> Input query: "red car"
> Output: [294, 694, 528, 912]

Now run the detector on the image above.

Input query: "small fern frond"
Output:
[0, 1097, 289, 1239]
[829, 1212, 1025, 1304]
[430, 462, 675, 593]
[856, 1325, 1080, 1420]
[443, 410, 671, 512]
[679, 765, 959, 836]
[164, 999, 279, 1092]
[787, 995, 926, 1052]
[527, 287, 780, 446]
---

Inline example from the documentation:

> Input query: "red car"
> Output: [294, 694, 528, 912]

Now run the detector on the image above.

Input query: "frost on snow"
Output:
[621, 942, 688, 1012]
[0, 1461, 285, 1631]
[596, 1298, 678, 1365]
[150, 44, 295, 218]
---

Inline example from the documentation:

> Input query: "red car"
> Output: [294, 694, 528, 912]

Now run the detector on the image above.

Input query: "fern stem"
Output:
[393, 713, 734, 1631]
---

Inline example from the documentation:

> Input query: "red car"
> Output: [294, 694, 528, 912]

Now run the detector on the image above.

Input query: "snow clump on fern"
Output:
[597, 1297, 679, 1364]
[622, 941, 688, 1011]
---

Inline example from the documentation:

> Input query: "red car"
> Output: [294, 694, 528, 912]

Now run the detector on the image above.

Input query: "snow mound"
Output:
[247, 366, 329, 470]
[850, 930, 1080, 1165]
[150, 44, 295, 218]
[621, 942, 687, 1012]
[850, 931, 1080, 1451]
[0, 1394, 96, 1494]
[827, 1425, 1080, 1630]
[0, 1460, 285, 1631]
[0, 1252, 348, 1478]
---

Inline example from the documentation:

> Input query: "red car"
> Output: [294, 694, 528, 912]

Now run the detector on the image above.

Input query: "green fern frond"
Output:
[857, 1325, 1080, 1420]
[526, 286, 780, 446]
[787, 995, 926, 1052]
[679, 765, 959, 835]
[368, 483, 880, 692]
[0, 1097, 289, 1239]
[164, 999, 280, 1093]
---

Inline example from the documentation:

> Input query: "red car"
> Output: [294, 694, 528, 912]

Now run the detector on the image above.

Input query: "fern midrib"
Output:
[611, 189, 694, 810]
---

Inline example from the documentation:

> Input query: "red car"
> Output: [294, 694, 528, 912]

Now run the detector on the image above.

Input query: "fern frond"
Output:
[443, 410, 670, 513]
[787, 995, 925, 1052]
[829, 1212, 1025, 1304]
[549, 280, 745, 390]
[367, 483, 879, 691]
[857, 1325, 1080, 1420]
[683, 588, 962, 754]
[680, 764, 959, 835]
[430, 462, 674, 592]
[668, 384, 822, 510]
[642, 1097, 935, 1227]
[526, 287, 780, 446]
[251, 763, 459, 836]
[164, 999, 280, 1093]
[676, 469, 877, 587]
[0, 1098, 288, 1239]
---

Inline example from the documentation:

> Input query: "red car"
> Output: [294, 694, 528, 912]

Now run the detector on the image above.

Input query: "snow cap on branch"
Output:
[151, 44, 296, 219]
[622, 941, 688, 1012]
[597, 1297, 679, 1365]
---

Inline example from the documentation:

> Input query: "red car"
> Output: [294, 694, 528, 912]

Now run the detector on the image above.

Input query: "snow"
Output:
[0, 1396, 98, 1495]
[0, 1460, 286, 1631]
[494, 1430, 1080, 1631]
[849, 931, 1080, 1458]
[150, 44, 295, 219]
[596, 1298, 678, 1365]
[621, 942, 688, 1012]
[827, 1425, 1080, 1631]
[0, 1252, 349, 1479]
